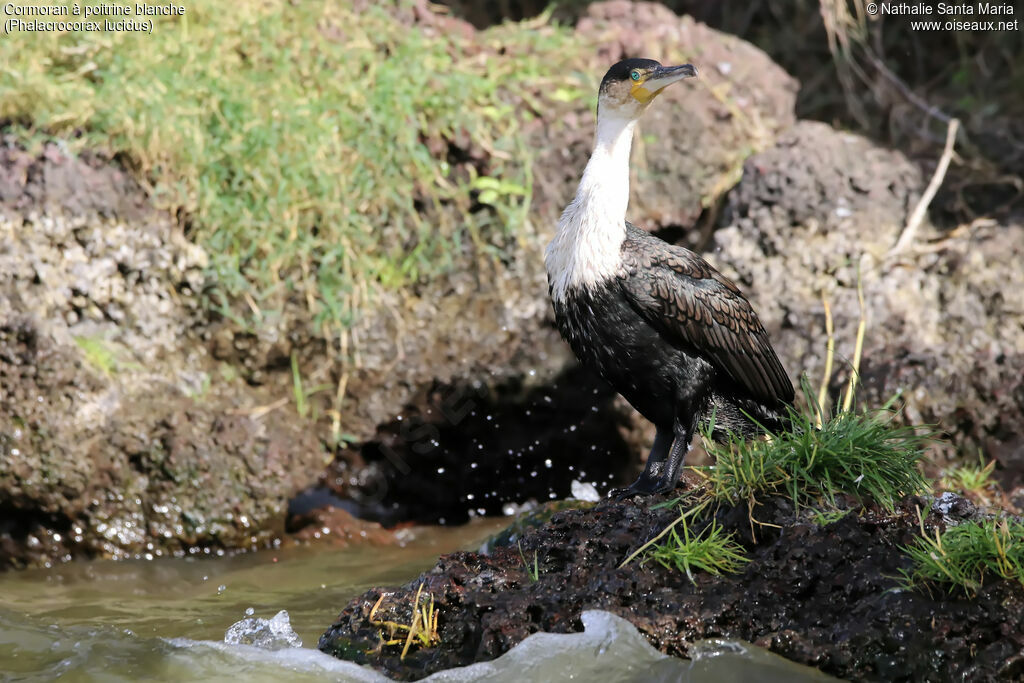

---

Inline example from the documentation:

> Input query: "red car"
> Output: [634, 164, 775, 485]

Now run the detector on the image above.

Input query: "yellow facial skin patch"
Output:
[629, 80, 656, 103]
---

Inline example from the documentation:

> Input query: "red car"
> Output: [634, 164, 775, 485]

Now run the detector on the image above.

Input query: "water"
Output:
[0, 519, 834, 682]
[0, 521, 502, 680]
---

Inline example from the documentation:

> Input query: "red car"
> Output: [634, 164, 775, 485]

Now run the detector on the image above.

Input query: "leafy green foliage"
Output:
[901, 518, 1024, 595]
[0, 0, 585, 332]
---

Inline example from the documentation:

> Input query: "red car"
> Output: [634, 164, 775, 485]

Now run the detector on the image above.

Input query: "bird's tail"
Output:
[704, 392, 793, 442]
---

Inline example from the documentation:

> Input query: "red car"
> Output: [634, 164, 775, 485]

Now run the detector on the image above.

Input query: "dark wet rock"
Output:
[711, 121, 1024, 480]
[319, 491, 1024, 681]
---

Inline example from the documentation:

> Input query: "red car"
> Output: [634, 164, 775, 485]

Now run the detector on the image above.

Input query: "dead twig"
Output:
[841, 257, 867, 413]
[890, 118, 960, 256]
[816, 294, 835, 428]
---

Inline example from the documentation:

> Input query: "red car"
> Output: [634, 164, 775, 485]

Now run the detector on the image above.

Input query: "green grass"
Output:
[641, 512, 749, 584]
[622, 389, 932, 572]
[73, 335, 119, 376]
[290, 351, 331, 419]
[941, 453, 997, 495]
[900, 518, 1024, 595]
[517, 541, 540, 582]
[809, 508, 850, 526]
[73, 335, 142, 376]
[1, 1, 587, 333]
[700, 390, 931, 513]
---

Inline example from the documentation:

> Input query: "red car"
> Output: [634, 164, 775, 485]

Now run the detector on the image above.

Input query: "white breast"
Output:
[545, 198, 626, 302]
[546, 112, 636, 303]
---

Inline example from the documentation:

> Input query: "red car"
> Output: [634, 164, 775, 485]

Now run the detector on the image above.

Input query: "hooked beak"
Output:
[643, 64, 698, 93]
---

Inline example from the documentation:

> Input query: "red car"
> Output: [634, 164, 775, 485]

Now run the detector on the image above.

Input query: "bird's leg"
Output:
[647, 428, 692, 495]
[645, 407, 703, 494]
[610, 427, 673, 498]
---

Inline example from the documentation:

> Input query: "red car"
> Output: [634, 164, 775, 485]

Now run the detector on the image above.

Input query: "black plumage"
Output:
[552, 226, 793, 497]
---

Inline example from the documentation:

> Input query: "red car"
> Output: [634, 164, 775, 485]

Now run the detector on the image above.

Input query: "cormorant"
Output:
[545, 58, 794, 497]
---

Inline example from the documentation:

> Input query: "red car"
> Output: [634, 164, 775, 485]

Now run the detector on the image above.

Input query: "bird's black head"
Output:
[599, 58, 664, 94]
[597, 58, 698, 117]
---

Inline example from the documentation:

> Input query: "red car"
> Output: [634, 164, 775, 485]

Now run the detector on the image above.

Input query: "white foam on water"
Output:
[223, 609, 303, 650]
[166, 610, 834, 682]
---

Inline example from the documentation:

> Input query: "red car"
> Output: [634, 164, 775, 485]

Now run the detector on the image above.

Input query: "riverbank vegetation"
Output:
[0, 0, 585, 333]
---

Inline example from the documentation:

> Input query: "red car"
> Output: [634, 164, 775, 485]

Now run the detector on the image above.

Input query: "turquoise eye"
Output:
[630, 70, 641, 81]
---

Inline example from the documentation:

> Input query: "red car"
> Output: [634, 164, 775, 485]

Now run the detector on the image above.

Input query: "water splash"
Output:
[224, 610, 302, 650]
[570, 480, 600, 502]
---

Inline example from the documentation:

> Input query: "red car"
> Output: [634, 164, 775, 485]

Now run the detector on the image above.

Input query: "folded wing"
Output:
[619, 226, 793, 405]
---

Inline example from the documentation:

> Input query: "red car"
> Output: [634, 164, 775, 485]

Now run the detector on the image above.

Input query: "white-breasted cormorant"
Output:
[545, 58, 794, 497]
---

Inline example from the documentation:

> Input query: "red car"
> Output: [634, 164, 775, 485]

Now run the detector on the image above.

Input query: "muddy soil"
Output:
[319, 489, 1024, 681]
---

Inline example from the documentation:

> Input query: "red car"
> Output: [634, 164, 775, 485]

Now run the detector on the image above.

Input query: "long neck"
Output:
[575, 111, 635, 223]
[546, 110, 636, 301]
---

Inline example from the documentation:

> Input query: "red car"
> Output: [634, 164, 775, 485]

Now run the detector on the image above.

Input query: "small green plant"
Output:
[517, 541, 540, 582]
[73, 336, 119, 377]
[941, 452, 996, 495]
[640, 513, 749, 584]
[809, 508, 850, 526]
[900, 518, 1024, 595]
[290, 351, 331, 419]
[700, 383, 931, 513]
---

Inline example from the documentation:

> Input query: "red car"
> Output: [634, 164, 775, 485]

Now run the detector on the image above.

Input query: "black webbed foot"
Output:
[608, 473, 677, 499]
[610, 427, 691, 499]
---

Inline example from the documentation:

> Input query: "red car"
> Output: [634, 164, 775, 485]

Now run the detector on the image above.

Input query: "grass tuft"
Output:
[641, 514, 749, 584]
[73, 335, 141, 376]
[900, 518, 1024, 595]
[368, 583, 440, 660]
[700, 385, 931, 513]
[941, 452, 997, 496]
[73, 335, 119, 377]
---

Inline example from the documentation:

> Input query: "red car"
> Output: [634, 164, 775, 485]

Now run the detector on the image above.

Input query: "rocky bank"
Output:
[1, 0, 1023, 568]
[319, 490, 1024, 681]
